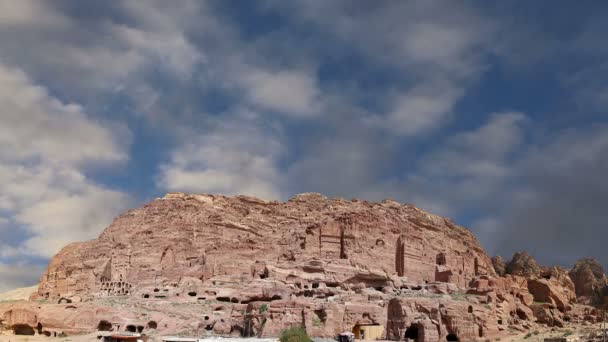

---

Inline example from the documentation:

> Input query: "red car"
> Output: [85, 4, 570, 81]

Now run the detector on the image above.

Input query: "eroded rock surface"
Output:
[0, 193, 603, 341]
[492, 256, 506, 277]
[506, 252, 540, 277]
[569, 258, 608, 305]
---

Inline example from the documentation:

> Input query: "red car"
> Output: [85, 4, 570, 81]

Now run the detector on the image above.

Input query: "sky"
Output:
[0, 0, 608, 292]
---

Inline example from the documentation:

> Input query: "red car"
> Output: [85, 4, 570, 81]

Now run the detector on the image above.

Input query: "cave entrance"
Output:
[12, 324, 35, 335]
[446, 333, 459, 341]
[404, 324, 420, 341]
[97, 320, 112, 331]
[436, 253, 446, 266]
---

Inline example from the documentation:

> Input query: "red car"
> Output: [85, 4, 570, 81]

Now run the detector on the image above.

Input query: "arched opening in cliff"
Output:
[260, 268, 269, 279]
[12, 324, 35, 335]
[404, 324, 420, 341]
[97, 320, 112, 331]
[126, 325, 137, 333]
[143, 294, 150, 298]
[188, 291, 197, 297]
[436, 253, 446, 266]
[37, 322, 43, 335]
[395, 236, 405, 276]
[137, 325, 144, 333]
[446, 333, 459, 341]
[516, 308, 528, 320]
[147, 321, 158, 329]
[314, 309, 327, 324]
[474, 258, 479, 276]
[468, 306, 473, 313]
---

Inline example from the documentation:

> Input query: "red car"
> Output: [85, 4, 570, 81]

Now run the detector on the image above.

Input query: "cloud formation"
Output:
[0, 64, 131, 260]
[1, 0, 608, 290]
[159, 116, 285, 200]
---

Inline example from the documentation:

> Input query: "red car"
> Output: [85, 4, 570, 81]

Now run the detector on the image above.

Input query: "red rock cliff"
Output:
[34, 192, 494, 301]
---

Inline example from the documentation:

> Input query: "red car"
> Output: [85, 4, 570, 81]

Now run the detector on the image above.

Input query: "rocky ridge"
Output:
[0, 192, 605, 341]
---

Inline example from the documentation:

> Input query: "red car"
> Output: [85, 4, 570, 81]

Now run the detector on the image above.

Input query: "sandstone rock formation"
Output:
[569, 258, 608, 306]
[0, 193, 604, 341]
[491, 256, 506, 277]
[506, 252, 540, 277]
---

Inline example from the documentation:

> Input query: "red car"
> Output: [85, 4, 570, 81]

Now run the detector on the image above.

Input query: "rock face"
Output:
[0, 193, 603, 341]
[569, 258, 608, 305]
[492, 256, 506, 277]
[506, 252, 540, 277]
[33, 192, 494, 301]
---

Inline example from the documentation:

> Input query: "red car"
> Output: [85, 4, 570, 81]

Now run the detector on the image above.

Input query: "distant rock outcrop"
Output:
[569, 258, 608, 305]
[0, 286, 38, 302]
[506, 252, 541, 277]
[492, 255, 507, 276]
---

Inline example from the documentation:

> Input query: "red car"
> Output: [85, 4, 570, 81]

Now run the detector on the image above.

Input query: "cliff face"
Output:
[569, 258, 608, 305]
[1, 193, 601, 341]
[34, 192, 494, 301]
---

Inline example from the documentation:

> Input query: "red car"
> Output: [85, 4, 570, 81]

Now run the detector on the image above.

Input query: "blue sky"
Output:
[1, 0, 608, 291]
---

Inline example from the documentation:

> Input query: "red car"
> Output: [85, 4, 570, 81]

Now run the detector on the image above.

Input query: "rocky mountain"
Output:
[491, 256, 506, 277]
[569, 258, 608, 305]
[505, 252, 541, 277]
[0, 193, 606, 341]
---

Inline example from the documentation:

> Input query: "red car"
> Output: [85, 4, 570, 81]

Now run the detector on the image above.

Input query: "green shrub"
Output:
[279, 326, 312, 342]
[562, 330, 573, 337]
[259, 304, 268, 314]
[523, 332, 532, 339]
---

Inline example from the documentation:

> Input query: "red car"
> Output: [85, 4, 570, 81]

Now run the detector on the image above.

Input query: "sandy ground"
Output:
[0, 286, 38, 303]
[0, 325, 606, 342]
[0, 334, 280, 342]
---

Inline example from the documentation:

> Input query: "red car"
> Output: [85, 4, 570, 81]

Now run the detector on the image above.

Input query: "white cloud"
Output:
[242, 69, 320, 117]
[270, 1, 494, 136]
[159, 119, 284, 200]
[0, 165, 131, 256]
[0, 0, 206, 102]
[0, 64, 132, 258]
[370, 80, 464, 136]
[110, 23, 204, 79]
[419, 111, 527, 178]
[383, 112, 528, 217]
[0, 65, 128, 165]
[0, 0, 67, 28]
